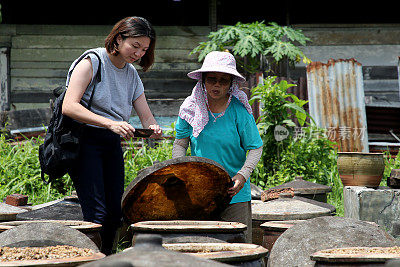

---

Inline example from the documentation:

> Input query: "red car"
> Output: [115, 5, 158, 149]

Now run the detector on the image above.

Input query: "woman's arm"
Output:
[62, 58, 135, 138]
[237, 146, 263, 181]
[228, 146, 263, 197]
[132, 93, 162, 138]
[172, 137, 189, 158]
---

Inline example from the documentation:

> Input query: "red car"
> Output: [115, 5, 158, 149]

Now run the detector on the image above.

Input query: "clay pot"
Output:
[260, 220, 305, 252]
[251, 194, 335, 246]
[337, 152, 385, 187]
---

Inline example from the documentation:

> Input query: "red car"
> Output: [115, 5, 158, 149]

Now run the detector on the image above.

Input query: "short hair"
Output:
[105, 17, 156, 72]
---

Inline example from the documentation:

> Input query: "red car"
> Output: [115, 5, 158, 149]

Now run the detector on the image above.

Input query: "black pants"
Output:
[70, 126, 124, 255]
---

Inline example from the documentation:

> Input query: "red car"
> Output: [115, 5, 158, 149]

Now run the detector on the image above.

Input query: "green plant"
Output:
[383, 150, 400, 185]
[249, 76, 337, 192]
[0, 134, 74, 205]
[191, 21, 311, 74]
[164, 121, 176, 138]
[249, 76, 311, 178]
[123, 139, 173, 187]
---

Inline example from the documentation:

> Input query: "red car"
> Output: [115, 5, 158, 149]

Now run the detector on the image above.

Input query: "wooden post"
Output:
[0, 47, 10, 111]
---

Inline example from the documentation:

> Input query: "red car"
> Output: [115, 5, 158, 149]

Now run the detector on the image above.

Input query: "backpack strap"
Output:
[85, 52, 102, 111]
[41, 52, 103, 185]
[53, 50, 102, 102]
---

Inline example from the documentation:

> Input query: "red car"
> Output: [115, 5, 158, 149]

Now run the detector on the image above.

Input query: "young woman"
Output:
[172, 51, 263, 242]
[62, 17, 162, 255]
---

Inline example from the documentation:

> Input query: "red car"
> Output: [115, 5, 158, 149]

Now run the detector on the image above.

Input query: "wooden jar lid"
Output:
[311, 246, 400, 263]
[122, 157, 232, 224]
[164, 242, 268, 263]
[131, 220, 247, 233]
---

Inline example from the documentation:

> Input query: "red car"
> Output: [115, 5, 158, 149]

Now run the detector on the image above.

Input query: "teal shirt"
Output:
[176, 97, 263, 204]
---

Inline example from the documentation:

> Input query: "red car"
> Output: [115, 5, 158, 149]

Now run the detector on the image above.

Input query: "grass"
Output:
[1, 132, 398, 220]
[0, 134, 75, 205]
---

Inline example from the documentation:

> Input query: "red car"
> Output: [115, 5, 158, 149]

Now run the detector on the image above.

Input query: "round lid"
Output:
[122, 157, 232, 224]
[0, 203, 26, 221]
[0, 250, 104, 267]
[260, 220, 306, 231]
[268, 176, 332, 194]
[131, 220, 247, 233]
[0, 222, 100, 252]
[16, 199, 83, 221]
[311, 246, 400, 263]
[163, 242, 268, 263]
[0, 220, 102, 233]
[251, 196, 333, 221]
[84, 234, 229, 267]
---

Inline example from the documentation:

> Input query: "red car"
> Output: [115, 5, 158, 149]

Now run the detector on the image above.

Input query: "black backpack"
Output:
[39, 51, 102, 184]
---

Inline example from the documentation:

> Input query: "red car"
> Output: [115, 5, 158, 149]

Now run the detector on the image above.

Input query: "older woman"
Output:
[172, 51, 263, 242]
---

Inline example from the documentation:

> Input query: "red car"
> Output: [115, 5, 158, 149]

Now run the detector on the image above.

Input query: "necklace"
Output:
[207, 95, 232, 123]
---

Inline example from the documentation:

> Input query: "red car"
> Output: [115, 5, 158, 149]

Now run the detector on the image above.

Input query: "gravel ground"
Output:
[0, 245, 94, 262]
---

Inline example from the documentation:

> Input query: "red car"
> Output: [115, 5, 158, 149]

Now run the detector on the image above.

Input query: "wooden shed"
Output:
[0, 0, 399, 149]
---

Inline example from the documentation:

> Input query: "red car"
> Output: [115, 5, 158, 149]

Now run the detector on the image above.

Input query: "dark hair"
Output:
[105, 17, 156, 72]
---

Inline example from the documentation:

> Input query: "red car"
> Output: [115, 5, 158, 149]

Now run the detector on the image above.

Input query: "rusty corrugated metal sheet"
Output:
[398, 56, 400, 100]
[306, 58, 369, 152]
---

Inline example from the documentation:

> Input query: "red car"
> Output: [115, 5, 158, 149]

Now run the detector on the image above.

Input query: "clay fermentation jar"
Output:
[337, 152, 385, 187]
[251, 194, 335, 246]
[131, 220, 247, 244]
[260, 220, 305, 252]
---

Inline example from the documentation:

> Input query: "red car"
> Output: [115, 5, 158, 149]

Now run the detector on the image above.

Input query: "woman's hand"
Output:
[228, 174, 246, 197]
[108, 120, 135, 139]
[149, 124, 163, 138]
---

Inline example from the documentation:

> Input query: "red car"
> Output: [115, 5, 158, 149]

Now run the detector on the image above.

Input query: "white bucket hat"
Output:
[187, 51, 246, 83]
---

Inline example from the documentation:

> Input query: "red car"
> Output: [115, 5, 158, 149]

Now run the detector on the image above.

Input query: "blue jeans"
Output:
[70, 126, 124, 255]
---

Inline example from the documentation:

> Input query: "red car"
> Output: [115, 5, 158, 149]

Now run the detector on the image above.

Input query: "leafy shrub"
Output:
[249, 76, 337, 188]
[190, 21, 311, 74]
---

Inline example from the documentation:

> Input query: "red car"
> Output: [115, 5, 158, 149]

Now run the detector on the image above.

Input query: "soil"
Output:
[0, 245, 94, 262]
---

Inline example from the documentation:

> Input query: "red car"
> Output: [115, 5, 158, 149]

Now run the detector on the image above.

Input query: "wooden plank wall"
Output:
[0, 24, 208, 115]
